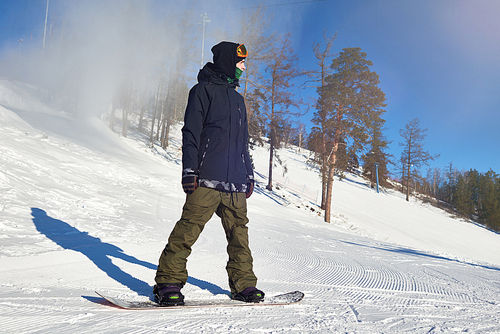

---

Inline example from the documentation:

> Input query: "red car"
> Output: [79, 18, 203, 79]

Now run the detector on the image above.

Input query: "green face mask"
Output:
[235, 67, 243, 80]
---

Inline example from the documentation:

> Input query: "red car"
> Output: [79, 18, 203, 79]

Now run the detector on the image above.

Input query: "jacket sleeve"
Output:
[181, 84, 208, 175]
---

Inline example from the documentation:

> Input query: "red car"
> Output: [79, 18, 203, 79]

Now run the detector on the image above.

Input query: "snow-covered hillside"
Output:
[1, 80, 499, 333]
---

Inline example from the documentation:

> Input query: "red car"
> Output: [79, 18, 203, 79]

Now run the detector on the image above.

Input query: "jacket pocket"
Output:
[199, 136, 226, 172]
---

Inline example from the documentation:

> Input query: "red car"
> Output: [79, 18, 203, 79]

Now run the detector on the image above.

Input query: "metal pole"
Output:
[375, 162, 379, 193]
[43, 0, 49, 50]
[200, 13, 210, 68]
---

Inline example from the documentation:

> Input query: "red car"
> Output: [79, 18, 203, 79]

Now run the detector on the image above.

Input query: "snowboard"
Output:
[95, 290, 304, 310]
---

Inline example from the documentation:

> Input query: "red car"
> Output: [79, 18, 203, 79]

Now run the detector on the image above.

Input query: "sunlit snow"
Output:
[1, 80, 499, 333]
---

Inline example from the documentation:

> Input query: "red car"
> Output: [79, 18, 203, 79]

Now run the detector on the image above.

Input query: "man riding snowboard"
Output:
[154, 41, 264, 306]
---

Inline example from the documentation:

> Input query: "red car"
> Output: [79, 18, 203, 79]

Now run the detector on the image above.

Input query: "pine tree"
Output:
[444, 162, 458, 203]
[467, 169, 481, 214]
[318, 47, 387, 222]
[453, 173, 474, 215]
[362, 116, 393, 189]
[479, 170, 500, 231]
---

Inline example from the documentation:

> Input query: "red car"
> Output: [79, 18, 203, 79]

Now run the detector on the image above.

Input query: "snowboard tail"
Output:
[95, 291, 304, 310]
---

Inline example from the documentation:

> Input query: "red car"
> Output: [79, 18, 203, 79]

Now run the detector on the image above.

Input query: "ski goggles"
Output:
[237, 44, 248, 58]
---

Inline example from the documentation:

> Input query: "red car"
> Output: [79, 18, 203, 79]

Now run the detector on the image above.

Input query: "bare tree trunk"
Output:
[321, 178, 327, 210]
[122, 108, 128, 137]
[149, 96, 157, 145]
[155, 99, 164, 142]
[161, 118, 170, 149]
[324, 141, 338, 223]
[266, 132, 274, 191]
[401, 161, 406, 194]
[150, 82, 163, 145]
[109, 101, 115, 130]
[320, 134, 327, 209]
[406, 162, 411, 201]
[266, 82, 277, 191]
[324, 164, 335, 223]
[165, 119, 170, 148]
[138, 103, 145, 133]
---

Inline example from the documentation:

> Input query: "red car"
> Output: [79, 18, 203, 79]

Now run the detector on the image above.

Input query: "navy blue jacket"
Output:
[181, 63, 253, 187]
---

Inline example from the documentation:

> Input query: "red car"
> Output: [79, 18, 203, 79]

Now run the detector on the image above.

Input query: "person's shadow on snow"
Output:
[31, 208, 154, 296]
[31, 208, 230, 297]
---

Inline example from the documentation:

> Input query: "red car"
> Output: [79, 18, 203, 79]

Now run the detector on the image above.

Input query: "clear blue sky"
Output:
[1, 0, 499, 176]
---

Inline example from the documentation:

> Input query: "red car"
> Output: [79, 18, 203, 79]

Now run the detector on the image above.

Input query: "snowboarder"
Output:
[154, 41, 264, 306]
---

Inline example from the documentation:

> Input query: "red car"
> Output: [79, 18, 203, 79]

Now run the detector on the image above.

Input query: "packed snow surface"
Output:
[1, 80, 499, 333]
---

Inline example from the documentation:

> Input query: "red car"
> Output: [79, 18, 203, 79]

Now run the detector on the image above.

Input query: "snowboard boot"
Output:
[232, 287, 265, 303]
[153, 283, 185, 306]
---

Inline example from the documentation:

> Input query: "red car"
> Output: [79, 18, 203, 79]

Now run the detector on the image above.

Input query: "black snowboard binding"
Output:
[153, 283, 185, 306]
[232, 287, 265, 303]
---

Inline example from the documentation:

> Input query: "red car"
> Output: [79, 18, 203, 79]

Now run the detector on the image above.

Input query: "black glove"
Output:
[246, 177, 254, 199]
[182, 172, 198, 194]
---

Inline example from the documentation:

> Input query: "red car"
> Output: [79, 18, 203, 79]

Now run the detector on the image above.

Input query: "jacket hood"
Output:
[210, 41, 240, 80]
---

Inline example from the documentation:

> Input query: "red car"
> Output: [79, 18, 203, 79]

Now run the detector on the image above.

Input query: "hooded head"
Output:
[211, 41, 247, 80]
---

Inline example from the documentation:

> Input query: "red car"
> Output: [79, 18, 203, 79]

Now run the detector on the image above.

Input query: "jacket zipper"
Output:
[238, 104, 242, 127]
[227, 89, 232, 182]
[199, 138, 210, 167]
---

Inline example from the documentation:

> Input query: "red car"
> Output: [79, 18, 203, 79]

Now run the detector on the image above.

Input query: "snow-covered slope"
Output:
[1, 80, 499, 333]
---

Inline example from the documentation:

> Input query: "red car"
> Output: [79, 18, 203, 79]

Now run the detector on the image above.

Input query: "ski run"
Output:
[1, 79, 500, 333]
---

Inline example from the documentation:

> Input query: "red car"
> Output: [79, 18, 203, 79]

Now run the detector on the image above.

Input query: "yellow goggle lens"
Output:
[237, 44, 248, 57]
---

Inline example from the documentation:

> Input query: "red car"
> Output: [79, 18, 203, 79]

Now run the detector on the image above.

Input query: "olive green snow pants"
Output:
[155, 187, 257, 295]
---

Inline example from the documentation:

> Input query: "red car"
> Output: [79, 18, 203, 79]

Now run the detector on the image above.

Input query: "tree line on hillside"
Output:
[392, 117, 500, 232]
[4, 4, 498, 231]
[411, 165, 500, 232]
[392, 118, 499, 232]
